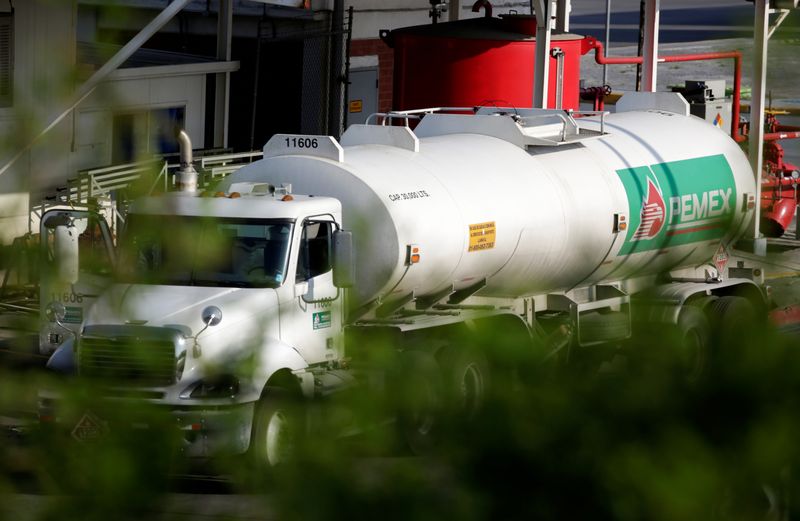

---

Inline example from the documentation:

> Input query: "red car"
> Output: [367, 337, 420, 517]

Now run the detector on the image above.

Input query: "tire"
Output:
[251, 388, 302, 470]
[676, 305, 712, 380]
[579, 310, 630, 343]
[393, 350, 444, 455]
[439, 345, 490, 419]
[705, 296, 757, 349]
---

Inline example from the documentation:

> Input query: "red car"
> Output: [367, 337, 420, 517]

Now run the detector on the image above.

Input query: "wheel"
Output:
[393, 350, 444, 454]
[705, 296, 757, 349]
[439, 345, 490, 418]
[676, 305, 711, 380]
[251, 389, 302, 469]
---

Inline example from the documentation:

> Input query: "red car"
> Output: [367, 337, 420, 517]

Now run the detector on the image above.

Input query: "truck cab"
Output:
[48, 182, 352, 458]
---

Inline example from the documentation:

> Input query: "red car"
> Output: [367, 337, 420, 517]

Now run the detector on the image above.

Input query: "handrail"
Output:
[200, 150, 263, 168]
[570, 109, 611, 136]
[64, 149, 262, 204]
[518, 112, 575, 142]
[366, 107, 478, 126]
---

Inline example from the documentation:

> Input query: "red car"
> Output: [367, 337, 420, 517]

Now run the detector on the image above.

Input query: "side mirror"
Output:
[201, 306, 223, 327]
[332, 230, 355, 288]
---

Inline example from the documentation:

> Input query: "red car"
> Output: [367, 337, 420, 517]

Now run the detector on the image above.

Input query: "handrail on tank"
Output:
[367, 107, 610, 139]
[517, 111, 574, 142]
[366, 107, 477, 126]
[569, 109, 611, 136]
[365, 112, 419, 127]
[582, 36, 744, 143]
[519, 109, 609, 140]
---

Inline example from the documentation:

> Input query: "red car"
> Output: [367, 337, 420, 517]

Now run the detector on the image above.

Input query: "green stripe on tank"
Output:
[616, 154, 736, 255]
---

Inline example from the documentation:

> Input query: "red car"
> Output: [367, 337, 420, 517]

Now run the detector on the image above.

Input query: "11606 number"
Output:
[285, 137, 319, 149]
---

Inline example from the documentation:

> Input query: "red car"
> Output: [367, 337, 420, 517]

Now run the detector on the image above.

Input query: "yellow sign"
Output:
[349, 100, 363, 113]
[468, 221, 496, 252]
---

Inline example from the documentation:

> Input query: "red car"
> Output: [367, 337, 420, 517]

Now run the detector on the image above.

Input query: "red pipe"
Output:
[583, 37, 744, 143]
[763, 177, 800, 187]
[764, 130, 800, 141]
[472, 0, 492, 18]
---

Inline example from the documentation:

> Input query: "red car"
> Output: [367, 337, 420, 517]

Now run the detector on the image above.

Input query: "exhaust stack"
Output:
[176, 130, 198, 193]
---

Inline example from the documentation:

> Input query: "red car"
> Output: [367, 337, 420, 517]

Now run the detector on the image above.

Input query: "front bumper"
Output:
[174, 401, 256, 457]
[38, 392, 257, 458]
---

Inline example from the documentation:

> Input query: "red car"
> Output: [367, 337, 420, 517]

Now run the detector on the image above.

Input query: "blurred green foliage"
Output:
[2, 316, 799, 521]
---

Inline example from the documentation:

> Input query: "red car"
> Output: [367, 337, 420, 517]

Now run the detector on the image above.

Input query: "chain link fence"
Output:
[248, 6, 353, 146]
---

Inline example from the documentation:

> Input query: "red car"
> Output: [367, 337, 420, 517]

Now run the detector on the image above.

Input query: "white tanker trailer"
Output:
[44, 95, 765, 464]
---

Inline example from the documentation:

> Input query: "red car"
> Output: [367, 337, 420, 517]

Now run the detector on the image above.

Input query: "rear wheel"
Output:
[706, 296, 757, 349]
[676, 305, 711, 380]
[439, 345, 490, 418]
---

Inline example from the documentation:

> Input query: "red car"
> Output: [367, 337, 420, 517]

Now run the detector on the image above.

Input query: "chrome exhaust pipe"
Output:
[176, 129, 198, 193]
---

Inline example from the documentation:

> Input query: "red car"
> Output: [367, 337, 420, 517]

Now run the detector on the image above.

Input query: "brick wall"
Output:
[350, 38, 394, 113]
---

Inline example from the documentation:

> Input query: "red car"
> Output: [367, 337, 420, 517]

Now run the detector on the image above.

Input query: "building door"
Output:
[346, 68, 378, 127]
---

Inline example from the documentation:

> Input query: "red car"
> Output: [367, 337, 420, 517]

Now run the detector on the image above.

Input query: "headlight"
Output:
[180, 374, 240, 399]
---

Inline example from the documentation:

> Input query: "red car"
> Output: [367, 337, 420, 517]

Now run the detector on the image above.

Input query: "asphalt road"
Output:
[569, 0, 799, 44]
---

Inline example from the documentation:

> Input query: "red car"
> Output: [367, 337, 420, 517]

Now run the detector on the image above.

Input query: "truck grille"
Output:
[78, 326, 182, 387]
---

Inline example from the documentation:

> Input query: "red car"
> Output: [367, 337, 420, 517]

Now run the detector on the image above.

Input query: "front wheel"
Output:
[251, 390, 302, 469]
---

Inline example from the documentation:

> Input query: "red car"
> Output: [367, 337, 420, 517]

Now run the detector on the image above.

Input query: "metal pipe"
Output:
[584, 37, 744, 143]
[602, 0, 611, 86]
[215, 0, 233, 148]
[342, 6, 354, 130]
[764, 177, 800, 187]
[471, 0, 492, 17]
[749, 0, 770, 245]
[552, 47, 565, 109]
[0, 0, 194, 179]
[555, 0, 571, 33]
[641, 0, 660, 92]
[533, 0, 552, 109]
[176, 130, 198, 193]
[449, 0, 462, 21]
[764, 131, 800, 141]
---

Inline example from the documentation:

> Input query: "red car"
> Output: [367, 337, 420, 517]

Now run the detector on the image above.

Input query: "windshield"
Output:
[119, 215, 293, 288]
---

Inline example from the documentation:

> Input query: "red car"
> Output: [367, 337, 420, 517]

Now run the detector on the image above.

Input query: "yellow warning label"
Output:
[468, 221, 496, 252]
[349, 100, 363, 113]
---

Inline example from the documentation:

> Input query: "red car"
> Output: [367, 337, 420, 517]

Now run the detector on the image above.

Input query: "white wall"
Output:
[74, 65, 211, 171]
[0, 0, 77, 243]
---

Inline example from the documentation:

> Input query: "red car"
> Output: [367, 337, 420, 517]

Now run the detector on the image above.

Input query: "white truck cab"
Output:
[46, 184, 353, 458]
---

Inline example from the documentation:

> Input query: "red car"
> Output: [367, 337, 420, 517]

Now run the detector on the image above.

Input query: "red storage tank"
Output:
[383, 14, 589, 112]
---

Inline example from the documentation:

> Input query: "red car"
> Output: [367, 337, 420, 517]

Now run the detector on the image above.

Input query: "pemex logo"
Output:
[616, 155, 737, 255]
[631, 176, 667, 241]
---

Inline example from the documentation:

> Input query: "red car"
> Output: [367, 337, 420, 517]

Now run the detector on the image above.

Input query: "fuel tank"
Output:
[224, 107, 755, 308]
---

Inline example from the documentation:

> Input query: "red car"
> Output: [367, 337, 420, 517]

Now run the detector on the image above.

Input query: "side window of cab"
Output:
[296, 221, 333, 282]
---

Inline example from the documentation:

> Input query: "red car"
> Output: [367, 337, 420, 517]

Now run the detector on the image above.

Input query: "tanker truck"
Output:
[43, 94, 765, 464]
